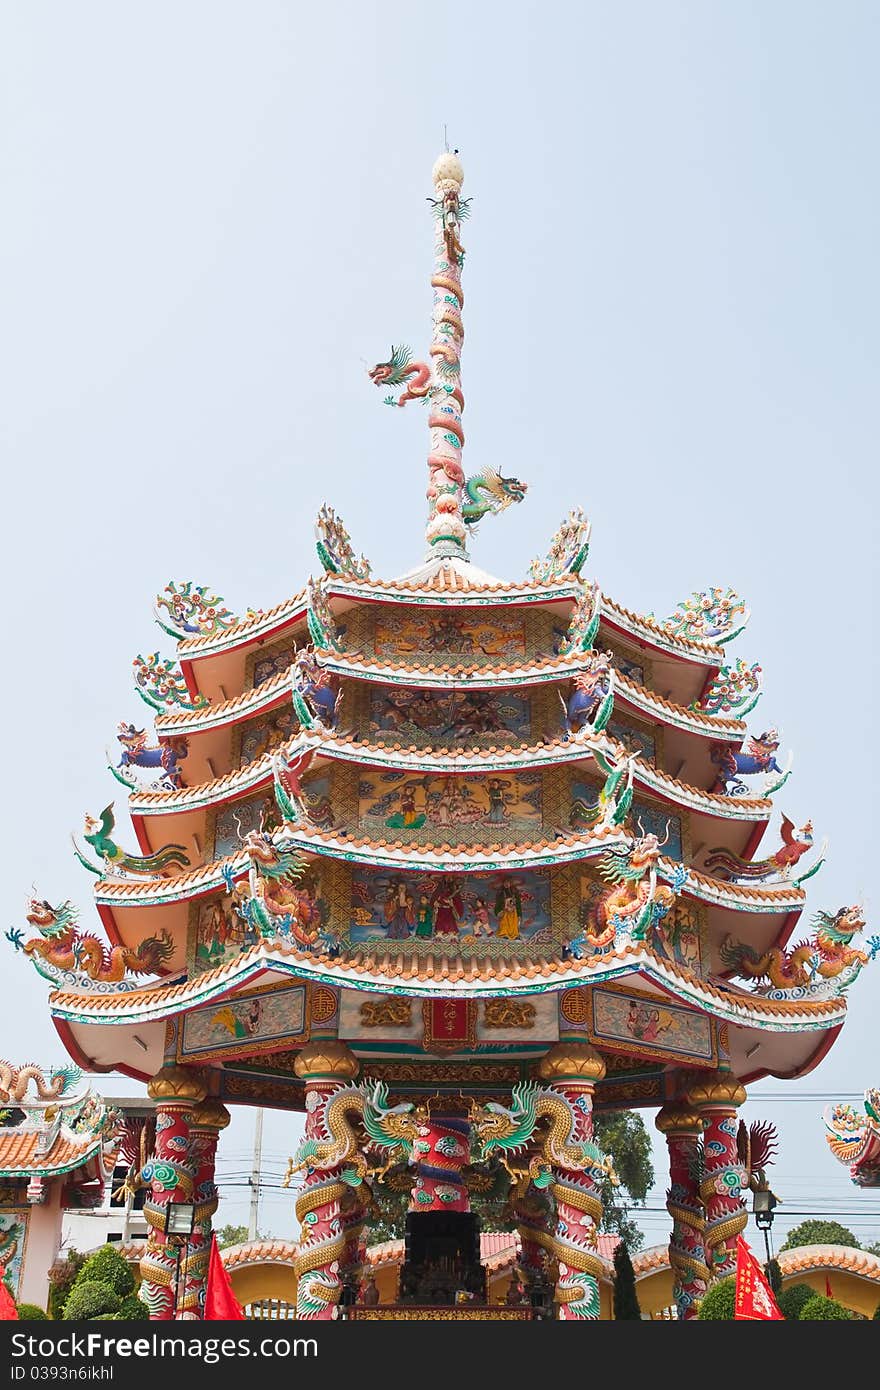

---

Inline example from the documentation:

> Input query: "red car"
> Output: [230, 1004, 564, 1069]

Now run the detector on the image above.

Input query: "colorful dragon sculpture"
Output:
[285, 1080, 425, 1318]
[284, 1080, 425, 1186]
[824, 1089, 880, 1186]
[7, 897, 175, 984]
[566, 832, 684, 956]
[470, 1082, 616, 1320]
[74, 804, 191, 878]
[111, 722, 188, 792]
[704, 815, 825, 885]
[236, 830, 330, 952]
[461, 469, 528, 526]
[721, 904, 879, 994]
[0, 1059, 81, 1103]
[710, 729, 791, 797]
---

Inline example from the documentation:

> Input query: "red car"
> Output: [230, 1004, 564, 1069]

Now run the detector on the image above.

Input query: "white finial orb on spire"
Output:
[432, 150, 464, 194]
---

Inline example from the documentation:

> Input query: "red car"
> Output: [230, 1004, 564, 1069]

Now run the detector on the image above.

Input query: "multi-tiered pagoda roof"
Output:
[13, 151, 871, 1119]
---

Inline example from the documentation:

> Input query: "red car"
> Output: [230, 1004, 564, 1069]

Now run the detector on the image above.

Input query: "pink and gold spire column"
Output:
[424, 151, 469, 560]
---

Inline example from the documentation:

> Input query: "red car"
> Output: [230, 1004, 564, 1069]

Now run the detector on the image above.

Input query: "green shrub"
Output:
[698, 1277, 736, 1320]
[117, 1293, 150, 1321]
[873, 1301, 880, 1320]
[777, 1283, 817, 1320]
[74, 1246, 135, 1299]
[62, 1281, 121, 1321]
[16, 1304, 49, 1320]
[799, 1294, 851, 1320]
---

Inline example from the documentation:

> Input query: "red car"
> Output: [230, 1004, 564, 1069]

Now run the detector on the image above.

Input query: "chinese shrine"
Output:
[9, 151, 874, 1321]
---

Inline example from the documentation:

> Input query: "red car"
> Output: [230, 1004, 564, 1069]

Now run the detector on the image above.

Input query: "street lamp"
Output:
[752, 1186, 780, 1277]
[164, 1203, 196, 1318]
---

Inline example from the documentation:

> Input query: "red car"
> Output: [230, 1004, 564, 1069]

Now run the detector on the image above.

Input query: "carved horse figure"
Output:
[115, 723, 188, 790]
[710, 729, 789, 797]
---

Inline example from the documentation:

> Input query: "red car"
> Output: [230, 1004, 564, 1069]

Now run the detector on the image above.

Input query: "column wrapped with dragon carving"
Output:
[284, 1046, 421, 1320]
[537, 1044, 610, 1320]
[409, 1113, 471, 1212]
[687, 1074, 747, 1281]
[177, 1100, 230, 1317]
[471, 1045, 613, 1321]
[655, 1105, 710, 1319]
[423, 152, 468, 559]
[510, 1180, 555, 1300]
[140, 1066, 207, 1320]
[338, 1184, 371, 1304]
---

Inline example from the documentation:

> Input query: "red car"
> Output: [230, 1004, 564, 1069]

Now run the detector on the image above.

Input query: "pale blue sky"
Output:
[1, 2, 877, 1249]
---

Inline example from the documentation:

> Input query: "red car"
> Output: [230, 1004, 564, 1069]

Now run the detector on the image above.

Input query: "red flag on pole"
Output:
[825, 1274, 834, 1300]
[204, 1234, 245, 1321]
[734, 1235, 783, 1320]
[0, 1266, 18, 1321]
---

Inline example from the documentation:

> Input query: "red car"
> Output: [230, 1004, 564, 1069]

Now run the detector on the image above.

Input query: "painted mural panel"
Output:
[299, 774, 335, 829]
[652, 898, 703, 975]
[349, 867, 552, 948]
[590, 987, 715, 1062]
[194, 892, 249, 971]
[239, 706, 296, 767]
[179, 984, 307, 1061]
[358, 770, 542, 837]
[374, 611, 525, 659]
[0, 1211, 28, 1299]
[252, 644, 296, 689]
[367, 686, 531, 744]
[569, 780, 682, 860]
[213, 794, 279, 859]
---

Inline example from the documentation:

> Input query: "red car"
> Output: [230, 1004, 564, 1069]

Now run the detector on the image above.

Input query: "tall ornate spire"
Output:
[424, 150, 468, 560]
[369, 151, 526, 563]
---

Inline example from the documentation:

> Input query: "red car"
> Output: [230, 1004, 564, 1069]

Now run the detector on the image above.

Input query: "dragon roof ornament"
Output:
[154, 582, 238, 639]
[306, 576, 344, 653]
[368, 151, 527, 563]
[529, 507, 592, 583]
[824, 1089, 880, 1185]
[314, 505, 371, 581]
[662, 588, 750, 645]
[6, 895, 175, 994]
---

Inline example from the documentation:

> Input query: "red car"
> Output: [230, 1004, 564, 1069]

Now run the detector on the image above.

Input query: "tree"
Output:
[777, 1282, 815, 1320]
[75, 1246, 134, 1299]
[593, 1111, 654, 1252]
[697, 1277, 735, 1319]
[779, 1220, 860, 1252]
[216, 1224, 270, 1249]
[799, 1294, 851, 1320]
[612, 1242, 642, 1319]
[765, 1258, 783, 1295]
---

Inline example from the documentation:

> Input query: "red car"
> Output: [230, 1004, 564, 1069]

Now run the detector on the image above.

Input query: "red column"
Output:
[408, 1114, 471, 1213]
[140, 1067, 207, 1320]
[177, 1100, 230, 1318]
[537, 1043, 607, 1321]
[292, 1041, 360, 1321]
[655, 1105, 710, 1318]
[511, 1182, 553, 1302]
[688, 1074, 747, 1281]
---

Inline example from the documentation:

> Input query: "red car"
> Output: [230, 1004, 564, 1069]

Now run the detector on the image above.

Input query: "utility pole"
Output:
[248, 1108, 264, 1241]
